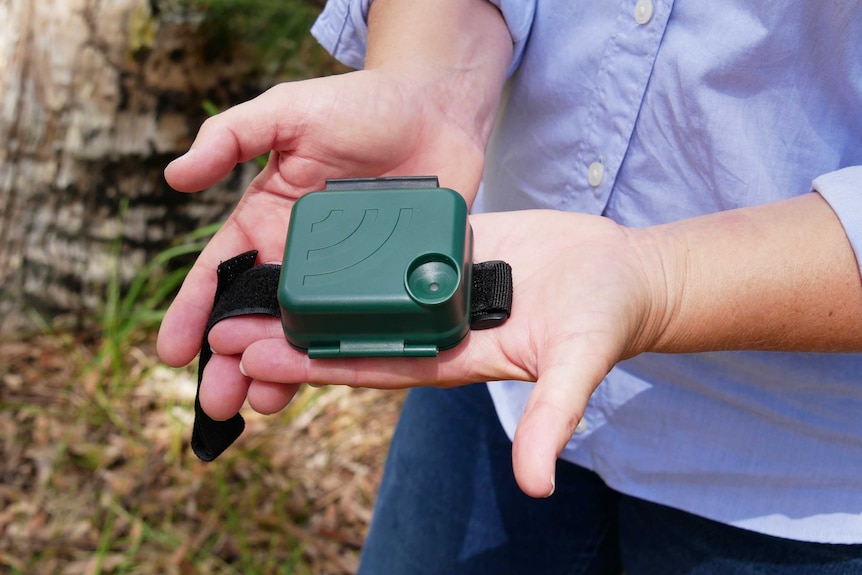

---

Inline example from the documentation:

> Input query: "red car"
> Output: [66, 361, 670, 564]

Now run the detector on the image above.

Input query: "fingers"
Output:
[200, 353, 251, 420]
[157, 259, 221, 367]
[246, 380, 301, 415]
[208, 315, 286, 355]
[239, 338, 446, 387]
[511, 339, 613, 498]
[157, 220, 256, 367]
[157, 198, 291, 367]
[198, 351, 300, 419]
[235, 331, 529, 389]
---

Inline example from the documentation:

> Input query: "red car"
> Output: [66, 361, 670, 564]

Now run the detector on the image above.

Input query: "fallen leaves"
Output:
[0, 332, 405, 574]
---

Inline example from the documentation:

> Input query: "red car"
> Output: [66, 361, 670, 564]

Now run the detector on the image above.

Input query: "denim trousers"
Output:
[357, 383, 862, 575]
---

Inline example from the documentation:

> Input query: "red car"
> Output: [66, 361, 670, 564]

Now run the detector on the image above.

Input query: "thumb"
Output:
[165, 91, 285, 192]
[511, 343, 611, 498]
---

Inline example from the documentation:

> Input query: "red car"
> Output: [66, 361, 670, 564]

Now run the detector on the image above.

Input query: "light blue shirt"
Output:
[312, 0, 862, 543]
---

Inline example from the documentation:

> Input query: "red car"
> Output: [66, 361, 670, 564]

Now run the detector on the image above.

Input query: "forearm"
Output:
[366, 0, 512, 151]
[644, 192, 862, 353]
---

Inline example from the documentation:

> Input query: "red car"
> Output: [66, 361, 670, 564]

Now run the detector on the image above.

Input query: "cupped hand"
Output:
[204, 209, 673, 498]
[157, 68, 488, 369]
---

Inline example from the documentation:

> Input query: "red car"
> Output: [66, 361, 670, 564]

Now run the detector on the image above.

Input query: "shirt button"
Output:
[634, 0, 653, 25]
[587, 161, 604, 187]
[574, 419, 589, 434]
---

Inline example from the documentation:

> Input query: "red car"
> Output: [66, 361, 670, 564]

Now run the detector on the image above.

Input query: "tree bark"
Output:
[0, 0, 266, 335]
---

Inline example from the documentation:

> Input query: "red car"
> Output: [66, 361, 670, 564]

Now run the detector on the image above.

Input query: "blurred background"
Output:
[0, 1, 404, 572]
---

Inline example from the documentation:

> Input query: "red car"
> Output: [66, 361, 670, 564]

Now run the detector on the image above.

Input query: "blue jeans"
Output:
[358, 384, 862, 575]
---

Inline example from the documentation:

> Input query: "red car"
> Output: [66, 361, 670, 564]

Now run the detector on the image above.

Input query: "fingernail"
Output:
[239, 360, 248, 377]
[545, 475, 556, 498]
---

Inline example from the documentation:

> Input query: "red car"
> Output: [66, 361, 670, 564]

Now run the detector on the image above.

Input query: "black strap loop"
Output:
[192, 250, 512, 461]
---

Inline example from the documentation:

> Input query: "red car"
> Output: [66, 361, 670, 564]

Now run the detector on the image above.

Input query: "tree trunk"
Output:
[0, 0, 265, 335]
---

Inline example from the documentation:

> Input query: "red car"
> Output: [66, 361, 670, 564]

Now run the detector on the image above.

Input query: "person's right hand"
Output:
[164, 69, 489, 201]
[157, 68, 492, 407]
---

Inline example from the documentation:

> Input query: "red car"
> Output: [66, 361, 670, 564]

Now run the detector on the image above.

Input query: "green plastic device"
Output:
[277, 177, 473, 358]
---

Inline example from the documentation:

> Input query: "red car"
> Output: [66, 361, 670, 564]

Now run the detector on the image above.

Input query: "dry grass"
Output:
[0, 331, 405, 574]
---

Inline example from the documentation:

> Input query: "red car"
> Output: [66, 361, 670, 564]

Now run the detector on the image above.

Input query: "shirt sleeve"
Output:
[310, 0, 536, 75]
[813, 165, 862, 275]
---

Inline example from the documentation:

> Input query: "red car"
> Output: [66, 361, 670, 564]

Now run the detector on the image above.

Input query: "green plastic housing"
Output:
[277, 183, 472, 358]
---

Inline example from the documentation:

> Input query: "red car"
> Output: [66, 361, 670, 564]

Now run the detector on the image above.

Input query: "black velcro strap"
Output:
[192, 251, 513, 461]
[470, 261, 513, 330]
[192, 250, 280, 461]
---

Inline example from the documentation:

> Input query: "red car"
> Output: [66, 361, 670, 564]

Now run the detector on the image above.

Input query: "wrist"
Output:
[365, 0, 511, 147]
[619, 224, 687, 358]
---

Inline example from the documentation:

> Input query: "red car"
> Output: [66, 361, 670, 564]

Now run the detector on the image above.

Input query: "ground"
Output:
[0, 331, 404, 574]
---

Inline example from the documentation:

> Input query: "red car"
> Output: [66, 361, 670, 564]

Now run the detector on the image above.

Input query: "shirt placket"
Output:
[568, 0, 674, 214]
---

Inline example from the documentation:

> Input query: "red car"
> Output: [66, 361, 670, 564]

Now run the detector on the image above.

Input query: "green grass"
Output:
[91, 199, 221, 391]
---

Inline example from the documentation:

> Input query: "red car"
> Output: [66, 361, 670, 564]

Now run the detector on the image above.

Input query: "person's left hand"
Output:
[204, 209, 671, 498]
